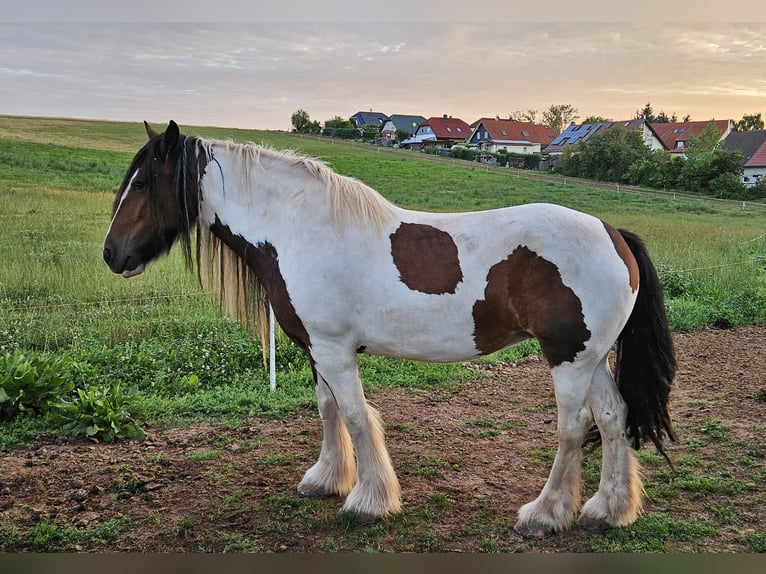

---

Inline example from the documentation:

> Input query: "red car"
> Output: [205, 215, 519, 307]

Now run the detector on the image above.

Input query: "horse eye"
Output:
[133, 179, 146, 192]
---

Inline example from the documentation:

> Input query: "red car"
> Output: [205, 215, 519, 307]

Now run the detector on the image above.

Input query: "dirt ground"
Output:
[1, 325, 764, 553]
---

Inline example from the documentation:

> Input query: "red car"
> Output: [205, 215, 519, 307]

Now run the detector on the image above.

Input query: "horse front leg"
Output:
[297, 374, 356, 498]
[515, 361, 594, 538]
[312, 351, 401, 522]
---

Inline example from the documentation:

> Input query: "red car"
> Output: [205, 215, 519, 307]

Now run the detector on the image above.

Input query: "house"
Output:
[545, 119, 663, 154]
[349, 111, 389, 130]
[721, 129, 766, 187]
[649, 119, 734, 154]
[380, 114, 427, 145]
[400, 115, 472, 151]
[468, 117, 559, 155]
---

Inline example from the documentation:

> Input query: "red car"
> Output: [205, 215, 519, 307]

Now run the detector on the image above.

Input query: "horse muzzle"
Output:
[103, 245, 147, 278]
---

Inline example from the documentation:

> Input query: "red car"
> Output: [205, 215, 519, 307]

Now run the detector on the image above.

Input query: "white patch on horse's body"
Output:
[104, 123, 676, 537]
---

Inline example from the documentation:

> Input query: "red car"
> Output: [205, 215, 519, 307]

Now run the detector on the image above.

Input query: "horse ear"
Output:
[144, 121, 159, 139]
[159, 120, 180, 161]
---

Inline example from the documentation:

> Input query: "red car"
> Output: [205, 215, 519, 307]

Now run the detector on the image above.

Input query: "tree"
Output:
[581, 115, 612, 124]
[510, 109, 538, 123]
[561, 126, 651, 183]
[635, 103, 680, 123]
[734, 113, 764, 131]
[654, 111, 678, 123]
[361, 124, 380, 140]
[635, 102, 656, 122]
[322, 116, 357, 139]
[291, 109, 311, 133]
[542, 104, 579, 132]
[686, 121, 723, 154]
[394, 129, 411, 144]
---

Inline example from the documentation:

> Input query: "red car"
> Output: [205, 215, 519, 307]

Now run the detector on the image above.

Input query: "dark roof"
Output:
[385, 115, 427, 135]
[545, 119, 646, 153]
[350, 111, 389, 128]
[721, 130, 766, 167]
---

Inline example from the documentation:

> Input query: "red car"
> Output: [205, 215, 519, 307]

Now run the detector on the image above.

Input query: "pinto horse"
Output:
[103, 121, 676, 538]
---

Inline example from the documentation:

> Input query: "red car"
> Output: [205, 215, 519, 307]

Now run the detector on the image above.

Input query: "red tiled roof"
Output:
[748, 140, 766, 167]
[421, 116, 472, 140]
[649, 120, 732, 153]
[471, 118, 559, 146]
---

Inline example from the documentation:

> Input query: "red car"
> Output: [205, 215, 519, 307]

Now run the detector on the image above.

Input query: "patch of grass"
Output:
[588, 513, 719, 552]
[0, 517, 128, 551]
[413, 455, 454, 480]
[390, 422, 436, 439]
[699, 418, 731, 441]
[220, 533, 264, 552]
[187, 449, 220, 461]
[740, 530, 766, 552]
[257, 453, 296, 467]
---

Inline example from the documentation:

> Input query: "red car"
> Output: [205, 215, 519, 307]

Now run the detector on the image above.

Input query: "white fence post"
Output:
[269, 304, 276, 392]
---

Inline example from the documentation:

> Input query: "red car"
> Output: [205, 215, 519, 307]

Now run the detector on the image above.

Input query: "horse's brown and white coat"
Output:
[103, 122, 676, 537]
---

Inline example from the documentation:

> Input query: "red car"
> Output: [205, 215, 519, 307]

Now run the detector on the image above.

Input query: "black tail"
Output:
[615, 230, 677, 464]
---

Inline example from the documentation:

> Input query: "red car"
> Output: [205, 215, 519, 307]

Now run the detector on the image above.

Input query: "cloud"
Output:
[1, 22, 764, 130]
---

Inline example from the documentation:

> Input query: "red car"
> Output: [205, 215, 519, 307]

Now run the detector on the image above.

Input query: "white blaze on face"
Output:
[105, 169, 139, 239]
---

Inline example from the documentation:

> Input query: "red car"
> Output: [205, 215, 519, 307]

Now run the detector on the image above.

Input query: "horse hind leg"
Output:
[515, 358, 595, 538]
[297, 374, 356, 498]
[578, 358, 643, 530]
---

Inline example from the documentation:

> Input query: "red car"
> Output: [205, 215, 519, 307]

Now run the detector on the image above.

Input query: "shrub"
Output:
[52, 383, 145, 443]
[708, 172, 747, 199]
[0, 350, 74, 419]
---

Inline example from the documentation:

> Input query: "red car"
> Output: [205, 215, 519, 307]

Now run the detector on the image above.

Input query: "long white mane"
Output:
[198, 139, 397, 231]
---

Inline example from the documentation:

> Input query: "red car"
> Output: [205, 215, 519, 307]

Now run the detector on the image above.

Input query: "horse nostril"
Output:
[103, 247, 112, 264]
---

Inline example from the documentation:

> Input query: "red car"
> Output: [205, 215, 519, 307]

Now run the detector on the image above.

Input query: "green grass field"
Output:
[1, 114, 764, 430]
[1, 115, 765, 553]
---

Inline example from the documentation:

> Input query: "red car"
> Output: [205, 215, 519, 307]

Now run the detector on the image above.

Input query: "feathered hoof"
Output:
[296, 483, 338, 498]
[514, 520, 556, 540]
[577, 515, 613, 532]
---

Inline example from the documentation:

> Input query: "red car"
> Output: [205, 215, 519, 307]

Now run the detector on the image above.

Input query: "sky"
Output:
[2, 1, 765, 132]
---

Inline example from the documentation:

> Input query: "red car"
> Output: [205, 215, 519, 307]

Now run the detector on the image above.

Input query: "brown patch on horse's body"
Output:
[210, 217, 311, 351]
[389, 223, 463, 294]
[602, 222, 639, 292]
[472, 246, 591, 367]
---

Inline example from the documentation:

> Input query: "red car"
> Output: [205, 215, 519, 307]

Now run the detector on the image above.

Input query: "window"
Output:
[501, 130, 508, 136]
[522, 131, 529, 137]
[447, 127, 452, 132]
[675, 141, 685, 149]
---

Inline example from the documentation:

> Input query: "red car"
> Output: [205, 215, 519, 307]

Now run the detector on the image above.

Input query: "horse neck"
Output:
[197, 140, 329, 241]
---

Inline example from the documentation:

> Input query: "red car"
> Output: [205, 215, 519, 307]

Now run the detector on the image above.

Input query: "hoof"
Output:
[297, 484, 338, 498]
[577, 515, 613, 532]
[514, 520, 555, 540]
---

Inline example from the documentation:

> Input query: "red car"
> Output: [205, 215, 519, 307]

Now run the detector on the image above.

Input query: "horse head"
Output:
[103, 120, 198, 278]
